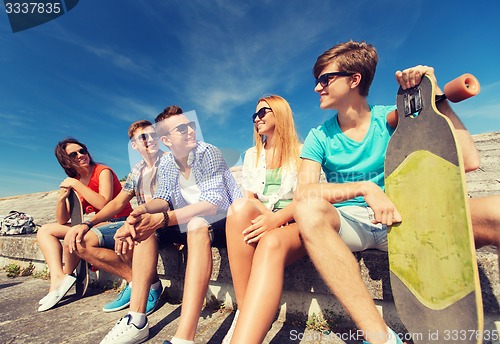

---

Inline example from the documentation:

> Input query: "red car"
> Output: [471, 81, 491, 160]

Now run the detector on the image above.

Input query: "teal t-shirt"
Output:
[300, 105, 396, 207]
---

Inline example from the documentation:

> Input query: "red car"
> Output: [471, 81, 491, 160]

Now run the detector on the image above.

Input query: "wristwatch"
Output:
[162, 210, 170, 228]
[82, 220, 94, 229]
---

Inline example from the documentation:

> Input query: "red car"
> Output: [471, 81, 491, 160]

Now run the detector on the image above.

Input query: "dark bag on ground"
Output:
[0, 211, 37, 235]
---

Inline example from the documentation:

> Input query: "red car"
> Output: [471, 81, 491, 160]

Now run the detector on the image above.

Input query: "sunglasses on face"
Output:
[68, 148, 88, 158]
[169, 121, 196, 135]
[135, 132, 159, 142]
[315, 71, 354, 88]
[252, 107, 272, 122]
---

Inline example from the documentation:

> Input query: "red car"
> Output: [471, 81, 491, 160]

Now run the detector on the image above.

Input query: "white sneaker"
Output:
[38, 291, 57, 305]
[100, 314, 149, 344]
[38, 274, 76, 312]
[222, 310, 239, 344]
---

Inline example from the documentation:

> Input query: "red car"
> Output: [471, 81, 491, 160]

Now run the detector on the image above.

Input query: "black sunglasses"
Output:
[315, 71, 354, 88]
[68, 148, 88, 158]
[170, 121, 196, 135]
[135, 132, 158, 142]
[252, 107, 272, 122]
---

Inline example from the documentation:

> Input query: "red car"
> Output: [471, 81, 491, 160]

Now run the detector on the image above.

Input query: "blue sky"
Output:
[1, 1, 499, 197]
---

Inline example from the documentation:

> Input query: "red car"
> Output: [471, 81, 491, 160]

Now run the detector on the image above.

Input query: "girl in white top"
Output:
[224, 95, 306, 343]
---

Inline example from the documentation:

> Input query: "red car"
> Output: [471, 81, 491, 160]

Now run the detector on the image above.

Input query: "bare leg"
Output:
[294, 198, 388, 344]
[230, 223, 306, 344]
[174, 217, 213, 341]
[470, 196, 500, 270]
[62, 244, 81, 275]
[471, 195, 500, 247]
[129, 234, 159, 313]
[226, 198, 261, 307]
[73, 231, 132, 282]
[37, 222, 72, 291]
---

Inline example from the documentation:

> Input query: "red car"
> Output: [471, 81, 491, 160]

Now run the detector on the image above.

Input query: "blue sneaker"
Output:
[362, 328, 403, 344]
[146, 284, 163, 315]
[103, 284, 132, 312]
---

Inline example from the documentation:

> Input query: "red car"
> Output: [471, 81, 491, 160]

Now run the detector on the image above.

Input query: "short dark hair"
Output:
[313, 40, 378, 97]
[128, 120, 153, 139]
[154, 105, 183, 135]
[154, 105, 183, 123]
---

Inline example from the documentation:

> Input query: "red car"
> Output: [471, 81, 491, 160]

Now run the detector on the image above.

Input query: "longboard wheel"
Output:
[444, 73, 480, 102]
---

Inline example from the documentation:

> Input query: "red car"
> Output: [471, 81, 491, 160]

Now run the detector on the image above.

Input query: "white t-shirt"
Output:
[179, 171, 201, 205]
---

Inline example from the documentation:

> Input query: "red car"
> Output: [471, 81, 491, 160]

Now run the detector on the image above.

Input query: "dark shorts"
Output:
[156, 216, 227, 249]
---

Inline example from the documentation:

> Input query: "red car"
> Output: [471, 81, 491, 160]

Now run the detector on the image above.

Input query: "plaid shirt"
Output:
[122, 151, 166, 205]
[154, 141, 242, 218]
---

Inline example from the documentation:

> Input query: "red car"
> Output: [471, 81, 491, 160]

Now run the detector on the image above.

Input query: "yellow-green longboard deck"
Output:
[386, 150, 475, 309]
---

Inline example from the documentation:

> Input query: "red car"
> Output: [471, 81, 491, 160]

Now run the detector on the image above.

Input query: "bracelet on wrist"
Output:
[162, 211, 170, 228]
[82, 220, 94, 229]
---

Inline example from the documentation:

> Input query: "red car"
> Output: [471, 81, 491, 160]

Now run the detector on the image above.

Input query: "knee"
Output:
[227, 199, 259, 236]
[186, 217, 211, 246]
[228, 198, 259, 220]
[74, 240, 90, 258]
[294, 198, 331, 226]
[134, 234, 158, 256]
[36, 223, 54, 241]
[228, 198, 250, 214]
[70, 230, 99, 256]
[294, 198, 338, 238]
[257, 232, 285, 255]
[36, 225, 47, 240]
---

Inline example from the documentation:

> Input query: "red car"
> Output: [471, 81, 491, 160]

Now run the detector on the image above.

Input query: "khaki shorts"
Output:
[337, 205, 388, 252]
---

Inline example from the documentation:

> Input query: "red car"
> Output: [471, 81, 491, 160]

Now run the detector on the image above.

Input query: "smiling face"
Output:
[131, 125, 160, 158]
[159, 114, 197, 156]
[254, 100, 276, 137]
[314, 62, 354, 110]
[65, 143, 90, 169]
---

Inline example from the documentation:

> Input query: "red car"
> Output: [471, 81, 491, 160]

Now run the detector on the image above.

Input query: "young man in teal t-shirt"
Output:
[294, 40, 486, 344]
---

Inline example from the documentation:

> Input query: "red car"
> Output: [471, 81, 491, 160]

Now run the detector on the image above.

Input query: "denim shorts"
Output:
[90, 220, 126, 250]
[336, 206, 388, 252]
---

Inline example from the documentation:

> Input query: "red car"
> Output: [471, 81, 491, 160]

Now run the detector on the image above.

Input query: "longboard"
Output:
[385, 74, 483, 343]
[68, 188, 88, 298]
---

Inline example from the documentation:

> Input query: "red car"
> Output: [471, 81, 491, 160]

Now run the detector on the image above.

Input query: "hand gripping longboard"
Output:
[68, 189, 88, 298]
[385, 74, 483, 344]
[385, 73, 480, 129]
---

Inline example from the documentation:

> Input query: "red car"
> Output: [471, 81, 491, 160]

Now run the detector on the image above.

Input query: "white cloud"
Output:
[105, 96, 159, 123]
[0, 168, 61, 181]
[83, 46, 146, 73]
[157, 1, 347, 122]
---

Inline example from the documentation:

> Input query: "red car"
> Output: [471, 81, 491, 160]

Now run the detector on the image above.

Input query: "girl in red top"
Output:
[36, 138, 132, 311]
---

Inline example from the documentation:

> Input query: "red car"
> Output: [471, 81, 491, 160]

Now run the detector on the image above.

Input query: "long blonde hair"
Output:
[254, 95, 301, 170]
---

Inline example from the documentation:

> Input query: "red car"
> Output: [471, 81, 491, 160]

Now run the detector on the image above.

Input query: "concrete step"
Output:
[1, 269, 355, 344]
